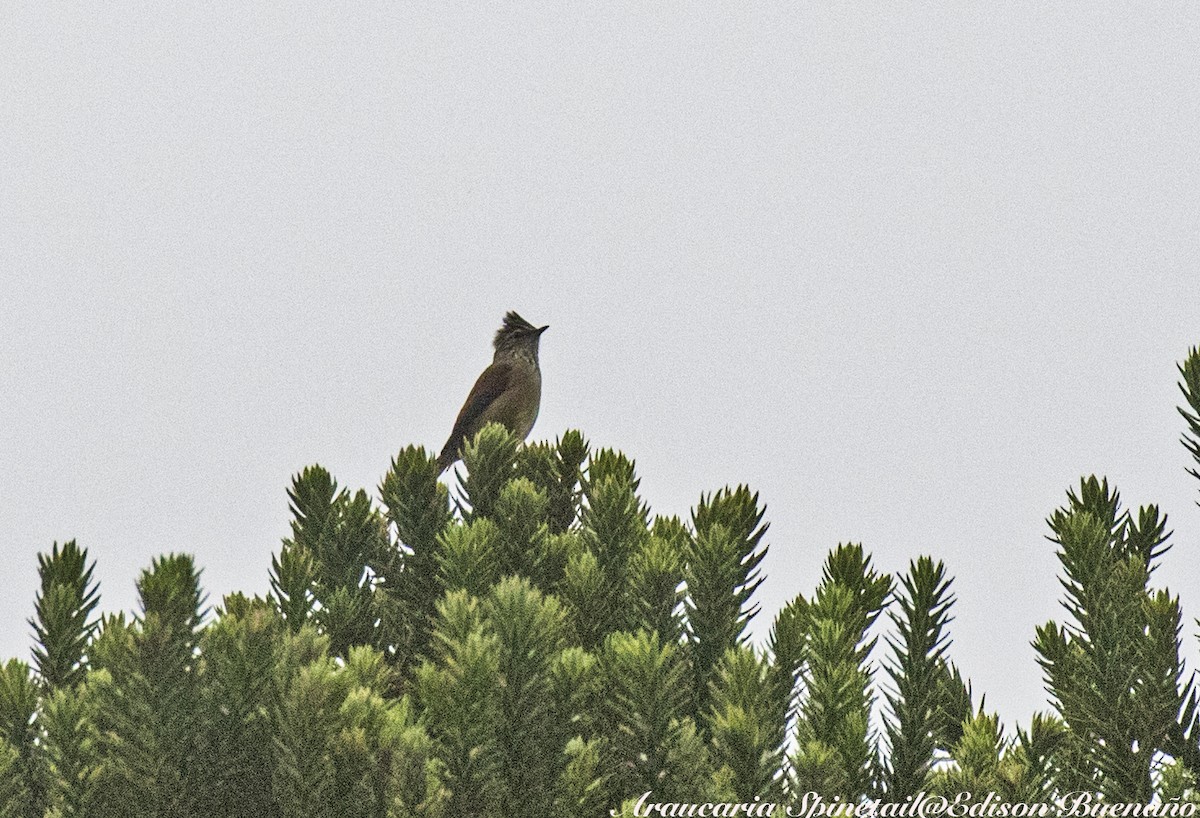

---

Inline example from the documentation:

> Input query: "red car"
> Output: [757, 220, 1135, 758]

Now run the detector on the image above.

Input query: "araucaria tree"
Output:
[3, 347, 1200, 815]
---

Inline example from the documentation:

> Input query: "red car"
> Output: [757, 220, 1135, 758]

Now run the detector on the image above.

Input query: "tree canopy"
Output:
[2, 346, 1200, 817]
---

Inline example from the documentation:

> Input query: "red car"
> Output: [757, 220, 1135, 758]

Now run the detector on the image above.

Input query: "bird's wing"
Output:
[438, 361, 512, 465]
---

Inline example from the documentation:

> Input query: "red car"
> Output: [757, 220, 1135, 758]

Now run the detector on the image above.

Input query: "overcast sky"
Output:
[3, 3, 1199, 728]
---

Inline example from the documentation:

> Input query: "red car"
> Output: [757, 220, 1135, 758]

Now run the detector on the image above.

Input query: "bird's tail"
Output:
[435, 448, 455, 474]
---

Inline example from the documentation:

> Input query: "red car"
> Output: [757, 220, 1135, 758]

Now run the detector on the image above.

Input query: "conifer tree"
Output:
[378, 444, 453, 668]
[0, 660, 39, 818]
[686, 486, 769, 723]
[415, 591, 503, 816]
[19, 540, 101, 818]
[790, 544, 891, 800]
[707, 644, 786, 799]
[1034, 478, 1195, 801]
[572, 448, 649, 642]
[271, 466, 390, 657]
[1179, 346, 1200, 497]
[38, 681, 97, 818]
[597, 629, 714, 803]
[485, 577, 571, 816]
[194, 594, 282, 818]
[0, 736, 28, 818]
[5, 344, 1200, 812]
[87, 554, 207, 817]
[29, 540, 100, 692]
[882, 557, 964, 798]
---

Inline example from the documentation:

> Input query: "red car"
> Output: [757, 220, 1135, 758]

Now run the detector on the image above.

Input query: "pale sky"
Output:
[3, 2, 1199, 728]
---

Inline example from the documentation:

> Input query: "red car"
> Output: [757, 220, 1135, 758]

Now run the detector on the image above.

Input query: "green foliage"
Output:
[378, 445, 452, 667]
[1179, 346, 1200, 495]
[517, 429, 589, 535]
[767, 593, 807, 718]
[929, 710, 1068, 803]
[270, 538, 316, 632]
[30, 541, 100, 691]
[883, 556, 960, 798]
[1034, 477, 1194, 802]
[708, 645, 786, 800]
[561, 548, 609, 649]
[38, 682, 97, 818]
[791, 544, 891, 800]
[0, 660, 39, 818]
[929, 711, 1006, 797]
[491, 478, 552, 584]
[415, 578, 578, 817]
[627, 522, 686, 646]
[271, 656, 341, 817]
[273, 466, 389, 658]
[575, 448, 649, 639]
[6, 343, 1200, 811]
[271, 632, 447, 818]
[194, 595, 281, 817]
[1158, 757, 1200, 803]
[460, 423, 522, 520]
[415, 592, 503, 816]
[485, 577, 570, 815]
[686, 488, 769, 717]
[1014, 713, 1071, 801]
[554, 736, 608, 818]
[0, 738, 29, 818]
[436, 517, 502, 598]
[86, 555, 207, 817]
[597, 629, 715, 801]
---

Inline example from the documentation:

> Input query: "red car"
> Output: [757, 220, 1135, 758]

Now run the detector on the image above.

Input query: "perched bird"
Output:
[436, 311, 549, 473]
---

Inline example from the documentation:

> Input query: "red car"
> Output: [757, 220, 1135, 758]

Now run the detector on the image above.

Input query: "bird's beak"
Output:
[536, 325, 549, 334]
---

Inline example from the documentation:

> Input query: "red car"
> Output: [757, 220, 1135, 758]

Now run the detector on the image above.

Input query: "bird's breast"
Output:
[483, 364, 542, 439]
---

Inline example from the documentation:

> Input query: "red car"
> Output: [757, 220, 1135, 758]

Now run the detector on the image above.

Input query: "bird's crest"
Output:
[494, 311, 538, 348]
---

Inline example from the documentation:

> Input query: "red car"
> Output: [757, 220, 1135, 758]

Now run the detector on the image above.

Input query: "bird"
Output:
[436, 311, 549, 473]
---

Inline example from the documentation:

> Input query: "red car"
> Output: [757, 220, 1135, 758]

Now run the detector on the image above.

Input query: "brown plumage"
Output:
[436, 312, 548, 473]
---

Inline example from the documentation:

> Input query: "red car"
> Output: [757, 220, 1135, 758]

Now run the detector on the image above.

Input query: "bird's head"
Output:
[493, 311, 549, 361]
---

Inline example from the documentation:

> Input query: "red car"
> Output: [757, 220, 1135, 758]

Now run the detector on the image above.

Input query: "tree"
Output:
[5, 345, 1200, 811]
